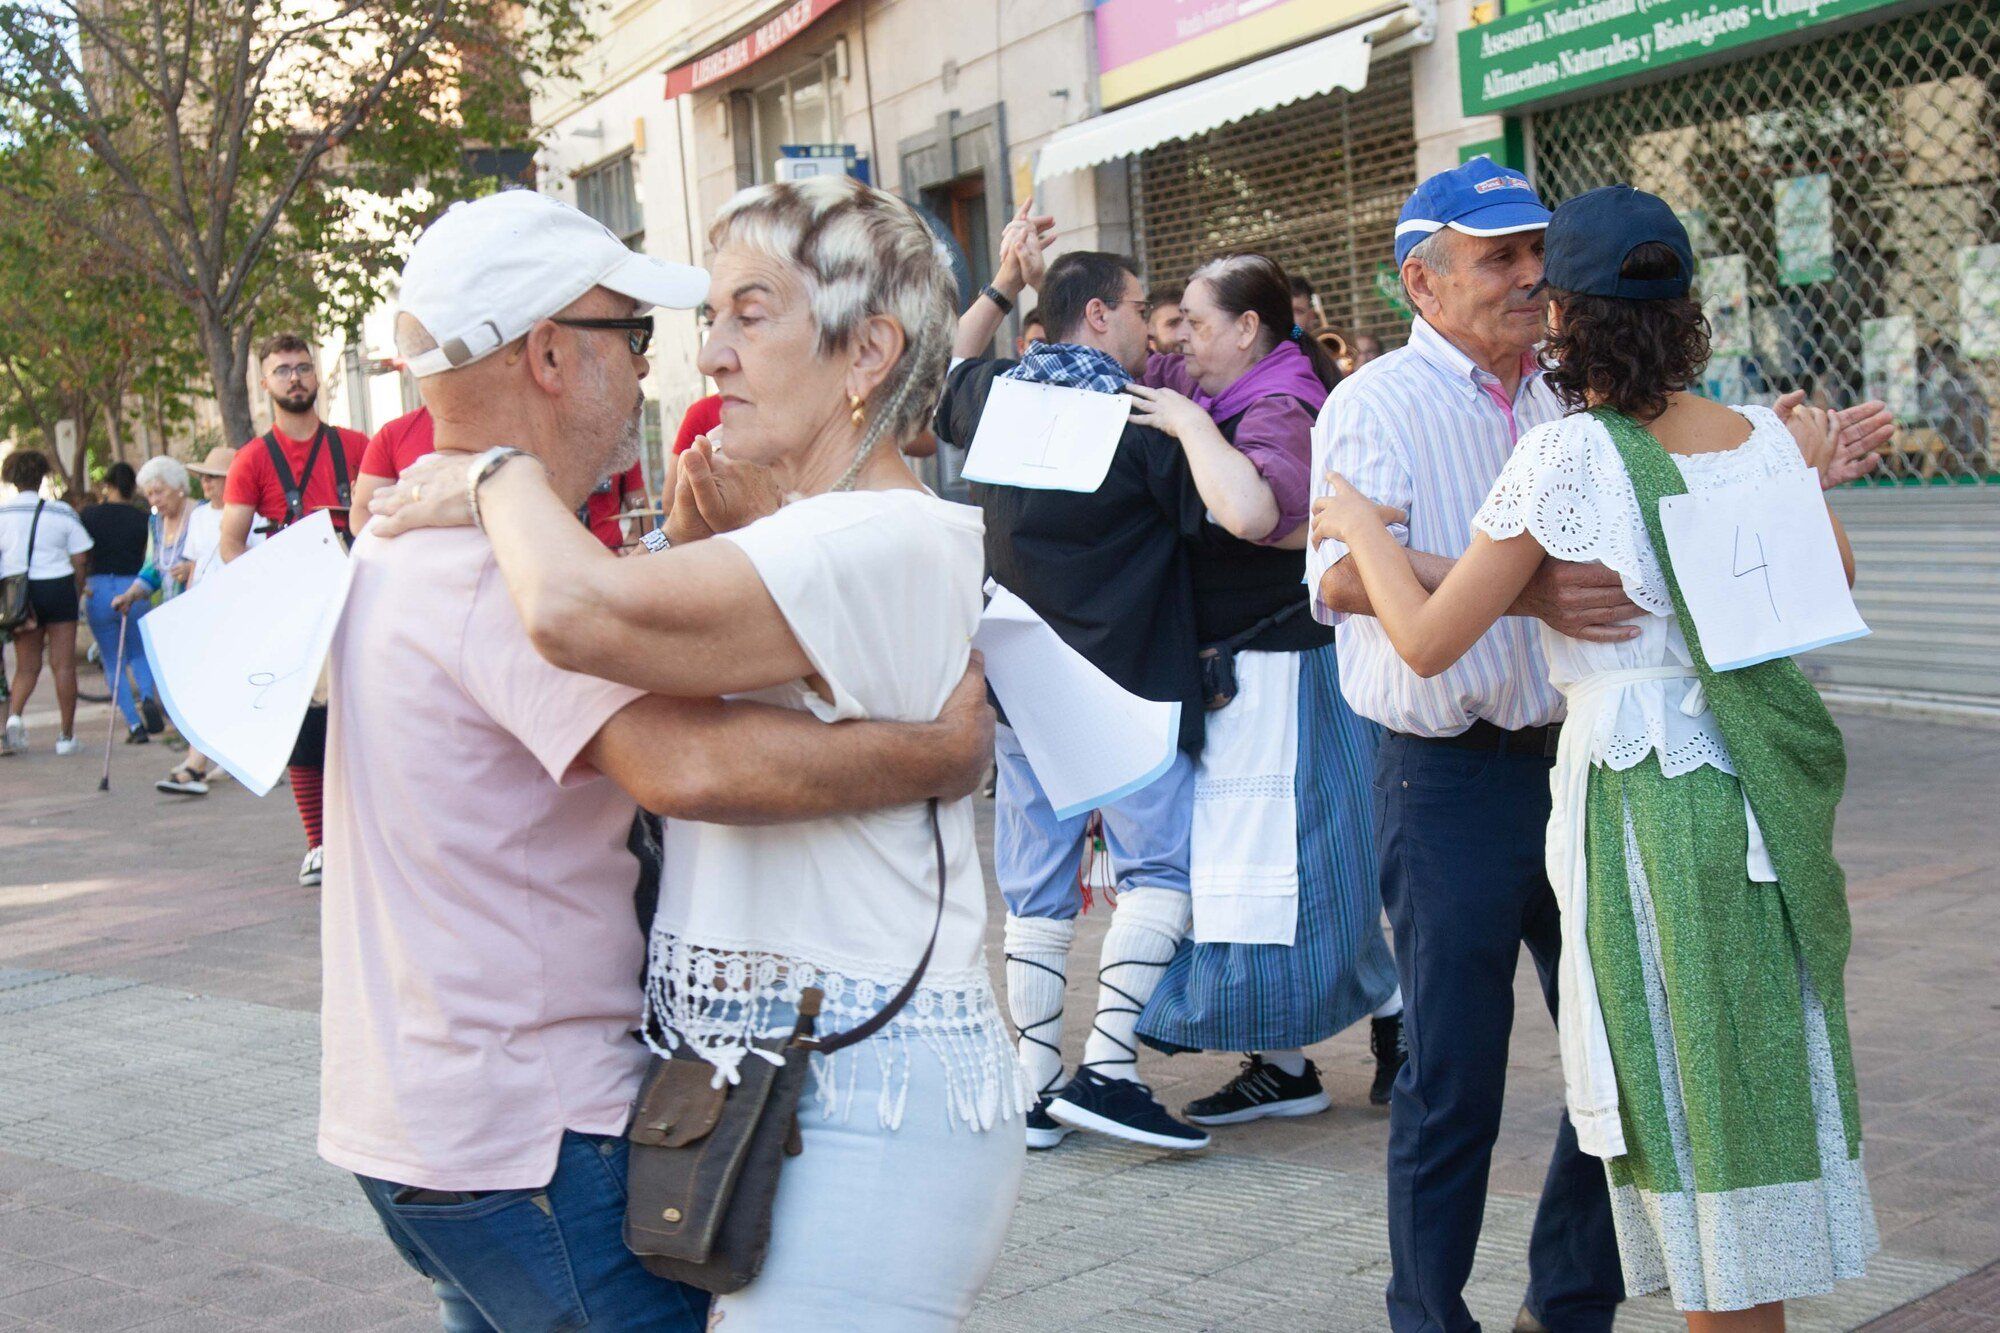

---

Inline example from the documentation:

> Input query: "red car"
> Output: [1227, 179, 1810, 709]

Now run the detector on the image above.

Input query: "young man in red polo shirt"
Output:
[220, 333, 367, 887]
[350, 405, 435, 534]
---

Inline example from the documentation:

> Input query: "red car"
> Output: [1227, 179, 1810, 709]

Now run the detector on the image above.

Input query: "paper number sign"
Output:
[959, 376, 1132, 493]
[1656, 468, 1868, 672]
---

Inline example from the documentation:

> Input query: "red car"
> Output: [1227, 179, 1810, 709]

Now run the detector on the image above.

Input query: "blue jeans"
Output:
[83, 573, 155, 730]
[1376, 733, 1623, 1333]
[356, 1131, 710, 1333]
[992, 722, 1195, 920]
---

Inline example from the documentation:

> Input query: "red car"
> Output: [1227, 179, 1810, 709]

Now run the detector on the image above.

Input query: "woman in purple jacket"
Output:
[1127, 254, 1406, 1128]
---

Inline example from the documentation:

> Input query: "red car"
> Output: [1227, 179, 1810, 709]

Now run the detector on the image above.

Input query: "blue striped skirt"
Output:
[1138, 643, 1397, 1054]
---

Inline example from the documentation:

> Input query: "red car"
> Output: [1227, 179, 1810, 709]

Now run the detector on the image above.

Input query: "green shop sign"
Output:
[1460, 0, 1915, 117]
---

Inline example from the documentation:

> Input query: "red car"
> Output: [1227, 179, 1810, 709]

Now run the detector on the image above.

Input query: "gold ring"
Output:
[410, 482, 423, 502]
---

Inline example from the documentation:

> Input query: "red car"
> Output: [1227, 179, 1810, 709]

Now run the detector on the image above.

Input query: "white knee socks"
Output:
[1082, 887, 1192, 1081]
[1004, 914, 1075, 1102]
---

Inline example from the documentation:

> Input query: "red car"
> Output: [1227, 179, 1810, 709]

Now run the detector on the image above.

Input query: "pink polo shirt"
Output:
[319, 525, 649, 1190]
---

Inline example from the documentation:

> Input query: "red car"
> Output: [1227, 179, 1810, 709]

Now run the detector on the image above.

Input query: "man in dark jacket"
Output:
[936, 242, 1211, 1154]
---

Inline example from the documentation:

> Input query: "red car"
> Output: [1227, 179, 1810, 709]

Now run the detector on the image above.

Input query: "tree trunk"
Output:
[201, 311, 255, 450]
[101, 400, 125, 467]
[63, 398, 92, 495]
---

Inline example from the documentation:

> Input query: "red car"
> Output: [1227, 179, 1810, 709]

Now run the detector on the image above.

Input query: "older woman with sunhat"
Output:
[371, 176, 1024, 1330]
[1313, 184, 1877, 1329]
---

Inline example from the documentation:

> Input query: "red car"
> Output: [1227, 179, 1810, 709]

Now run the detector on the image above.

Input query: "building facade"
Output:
[520, 0, 1995, 707]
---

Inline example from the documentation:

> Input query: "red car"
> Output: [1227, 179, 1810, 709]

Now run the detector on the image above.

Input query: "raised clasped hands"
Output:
[993, 197, 1057, 299]
[665, 434, 782, 546]
[1771, 389, 1888, 489]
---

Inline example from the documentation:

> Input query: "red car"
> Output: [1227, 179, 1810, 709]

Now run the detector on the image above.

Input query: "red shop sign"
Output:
[662, 0, 849, 100]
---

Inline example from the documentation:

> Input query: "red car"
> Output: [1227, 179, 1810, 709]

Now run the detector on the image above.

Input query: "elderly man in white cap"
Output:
[317, 190, 995, 1332]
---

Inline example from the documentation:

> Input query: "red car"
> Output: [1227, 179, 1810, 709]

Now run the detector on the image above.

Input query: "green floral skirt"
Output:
[1585, 755, 1877, 1312]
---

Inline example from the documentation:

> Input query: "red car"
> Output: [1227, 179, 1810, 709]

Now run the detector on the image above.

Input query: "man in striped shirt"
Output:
[1307, 160, 1631, 1333]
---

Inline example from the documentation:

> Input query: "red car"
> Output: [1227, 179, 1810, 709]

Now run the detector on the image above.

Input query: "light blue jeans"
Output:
[711, 1025, 1025, 1332]
[993, 722, 1195, 920]
[84, 573, 155, 731]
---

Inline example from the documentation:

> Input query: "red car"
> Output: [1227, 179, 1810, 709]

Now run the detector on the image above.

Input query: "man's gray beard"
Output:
[604, 413, 642, 476]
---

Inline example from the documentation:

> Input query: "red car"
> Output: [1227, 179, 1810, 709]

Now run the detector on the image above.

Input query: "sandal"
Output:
[156, 765, 210, 796]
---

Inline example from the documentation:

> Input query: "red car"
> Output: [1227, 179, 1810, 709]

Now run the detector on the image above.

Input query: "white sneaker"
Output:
[53, 735, 81, 756]
[4, 716, 25, 752]
[298, 846, 323, 887]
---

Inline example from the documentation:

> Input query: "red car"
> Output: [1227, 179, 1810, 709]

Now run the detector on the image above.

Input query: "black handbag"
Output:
[623, 798, 948, 1295]
[1197, 599, 1306, 710]
[0, 501, 46, 635]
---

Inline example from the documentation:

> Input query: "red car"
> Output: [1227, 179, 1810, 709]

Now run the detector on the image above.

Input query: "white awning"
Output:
[1034, 10, 1418, 184]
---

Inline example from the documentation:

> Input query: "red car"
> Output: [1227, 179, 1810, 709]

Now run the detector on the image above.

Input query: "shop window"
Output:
[576, 153, 644, 249]
[749, 52, 846, 182]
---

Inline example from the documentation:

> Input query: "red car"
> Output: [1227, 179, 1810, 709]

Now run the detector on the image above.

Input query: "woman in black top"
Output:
[80, 463, 163, 742]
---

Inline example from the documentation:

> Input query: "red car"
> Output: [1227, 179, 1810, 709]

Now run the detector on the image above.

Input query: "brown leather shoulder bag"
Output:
[624, 798, 947, 1294]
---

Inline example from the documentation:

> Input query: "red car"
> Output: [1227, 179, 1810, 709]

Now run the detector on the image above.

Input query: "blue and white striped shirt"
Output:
[1306, 317, 1565, 737]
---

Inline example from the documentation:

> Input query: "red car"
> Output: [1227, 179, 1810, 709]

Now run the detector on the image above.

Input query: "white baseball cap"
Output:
[398, 189, 709, 378]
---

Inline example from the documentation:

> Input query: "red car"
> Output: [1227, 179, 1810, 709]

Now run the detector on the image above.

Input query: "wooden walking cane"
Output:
[98, 612, 129, 792]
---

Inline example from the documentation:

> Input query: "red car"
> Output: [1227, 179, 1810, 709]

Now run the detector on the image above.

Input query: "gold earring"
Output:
[848, 393, 866, 428]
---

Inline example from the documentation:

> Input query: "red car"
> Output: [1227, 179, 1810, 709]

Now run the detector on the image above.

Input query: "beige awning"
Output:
[1034, 8, 1424, 184]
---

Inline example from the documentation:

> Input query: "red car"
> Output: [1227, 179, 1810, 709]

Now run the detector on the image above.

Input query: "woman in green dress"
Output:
[1311, 185, 1876, 1331]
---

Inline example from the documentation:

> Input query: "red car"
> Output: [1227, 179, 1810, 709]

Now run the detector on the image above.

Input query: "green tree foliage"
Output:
[0, 125, 206, 493]
[0, 0, 590, 449]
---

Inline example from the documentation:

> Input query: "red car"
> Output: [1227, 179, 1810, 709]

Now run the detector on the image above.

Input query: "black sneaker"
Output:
[140, 697, 166, 734]
[1047, 1067, 1210, 1151]
[1370, 1014, 1407, 1106]
[125, 725, 150, 745]
[1025, 1097, 1072, 1151]
[1184, 1055, 1332, 1126]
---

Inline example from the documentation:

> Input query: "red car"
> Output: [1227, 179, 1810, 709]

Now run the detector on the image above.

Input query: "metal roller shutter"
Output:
[1531, 2, 2000, 702]
[1134, 54, 1417, 348]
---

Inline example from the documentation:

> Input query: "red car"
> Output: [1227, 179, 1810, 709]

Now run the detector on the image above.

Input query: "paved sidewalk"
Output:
[0, 696, 1994, 1330]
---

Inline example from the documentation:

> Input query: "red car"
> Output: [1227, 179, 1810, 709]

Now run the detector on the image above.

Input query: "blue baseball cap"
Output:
[1537, 185, 1694, 301]
[1395, 158, 1551, 268]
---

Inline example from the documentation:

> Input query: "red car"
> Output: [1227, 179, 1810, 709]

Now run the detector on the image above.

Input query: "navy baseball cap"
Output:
[1537, 185, 1694, 301]
[1395, 158, 1550, 267]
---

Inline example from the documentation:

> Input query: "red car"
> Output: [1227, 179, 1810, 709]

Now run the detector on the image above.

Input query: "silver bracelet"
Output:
[466, 447, 527, 533]
[639, 527, 671, 554]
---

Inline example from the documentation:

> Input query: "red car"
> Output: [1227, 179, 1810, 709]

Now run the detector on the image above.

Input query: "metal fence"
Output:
[1532, 0, 2000, 484]
[1135, 56, 1417, 351]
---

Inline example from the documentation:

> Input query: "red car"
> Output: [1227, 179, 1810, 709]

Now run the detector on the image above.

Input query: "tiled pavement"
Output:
[1, 697, 1995, 1330]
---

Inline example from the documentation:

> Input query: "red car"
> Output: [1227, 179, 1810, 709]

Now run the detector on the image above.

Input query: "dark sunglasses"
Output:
[552, 315, 654, 356]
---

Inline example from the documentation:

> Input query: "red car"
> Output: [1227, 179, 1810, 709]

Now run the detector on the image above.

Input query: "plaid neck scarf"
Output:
[1003, 341, 1132, 394]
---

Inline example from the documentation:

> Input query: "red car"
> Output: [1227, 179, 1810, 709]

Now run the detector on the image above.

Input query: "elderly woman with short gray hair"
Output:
[371, 176, 1025, 1330]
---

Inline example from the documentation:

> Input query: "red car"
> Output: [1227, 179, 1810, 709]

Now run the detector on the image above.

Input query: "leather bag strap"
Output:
[793, 798, 946, 1056]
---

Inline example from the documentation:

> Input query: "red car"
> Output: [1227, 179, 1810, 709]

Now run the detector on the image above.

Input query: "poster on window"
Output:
[1704, 255, 1750, 359]
[1861, 316, 1919, 422]
[1774, 175, 1834, 287]
[1958, 244, 2000, 360]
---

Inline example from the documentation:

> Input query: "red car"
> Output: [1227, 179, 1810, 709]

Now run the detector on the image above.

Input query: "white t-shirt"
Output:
[0, 495, 92, 580]
[648, 488, 1020, 1128]
[179, 501, 264, 587]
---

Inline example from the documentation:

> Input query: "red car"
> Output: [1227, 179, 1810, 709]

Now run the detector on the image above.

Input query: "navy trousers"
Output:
[1376, 732, 1624, 1333]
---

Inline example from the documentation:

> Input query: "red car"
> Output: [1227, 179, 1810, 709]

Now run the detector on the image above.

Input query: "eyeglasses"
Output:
[1112, 298, 1153, 319]
[268, 365, 316, 382]
[552, 315, 655, 356]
